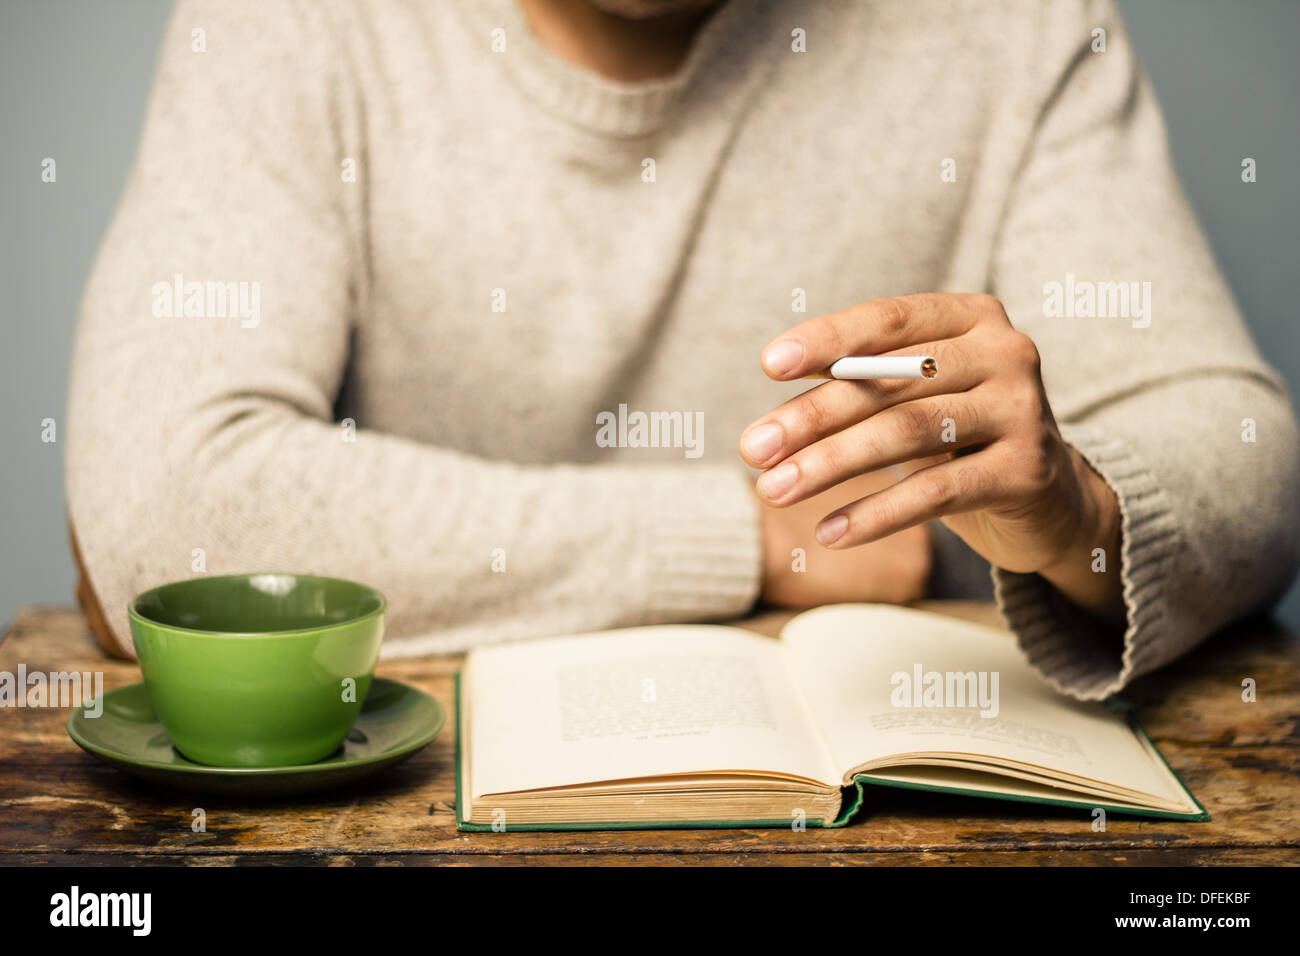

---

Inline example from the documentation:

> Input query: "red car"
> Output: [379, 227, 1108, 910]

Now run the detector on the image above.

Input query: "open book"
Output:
[455, 604, 1207, 830]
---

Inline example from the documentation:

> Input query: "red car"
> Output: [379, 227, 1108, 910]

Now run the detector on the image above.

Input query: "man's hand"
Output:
[758, 470, 932, 608]
[740, 293, 1124, 624]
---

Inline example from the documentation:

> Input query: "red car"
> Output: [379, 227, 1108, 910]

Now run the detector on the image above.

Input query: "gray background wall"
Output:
[2, 0, 1298, 631]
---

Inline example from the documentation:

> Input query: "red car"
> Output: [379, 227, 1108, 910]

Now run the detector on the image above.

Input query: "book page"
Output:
[856, 765, 1180, 813]
[780, 604, 1188, 804]
[466, 625, 841, 798]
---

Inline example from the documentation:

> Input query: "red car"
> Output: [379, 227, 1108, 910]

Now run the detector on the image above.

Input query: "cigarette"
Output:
[803, 356, 938, 380]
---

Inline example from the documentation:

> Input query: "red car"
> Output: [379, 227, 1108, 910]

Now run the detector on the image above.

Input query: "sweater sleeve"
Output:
[65, 0, 761, 658]
[985, 0, 1300, 698]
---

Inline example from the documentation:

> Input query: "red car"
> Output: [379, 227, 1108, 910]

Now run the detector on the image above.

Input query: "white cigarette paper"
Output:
[826, 356, 937, 380]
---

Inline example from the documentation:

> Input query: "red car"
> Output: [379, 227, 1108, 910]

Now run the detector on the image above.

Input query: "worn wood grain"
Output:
[5, 848, 1299, 866]
[2, 602, 1297, 865]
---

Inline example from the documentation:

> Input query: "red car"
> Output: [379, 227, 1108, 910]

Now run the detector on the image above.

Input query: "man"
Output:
[68, 0, 1299, 700]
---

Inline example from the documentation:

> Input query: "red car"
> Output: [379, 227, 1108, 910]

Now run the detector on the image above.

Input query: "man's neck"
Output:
[517, 0, 721, 83]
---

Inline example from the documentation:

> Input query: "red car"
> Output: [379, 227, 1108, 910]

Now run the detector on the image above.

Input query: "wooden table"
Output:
[2, 602, 1297, 866]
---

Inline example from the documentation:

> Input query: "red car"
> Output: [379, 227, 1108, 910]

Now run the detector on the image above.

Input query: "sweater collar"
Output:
[455, 0, 769, 138]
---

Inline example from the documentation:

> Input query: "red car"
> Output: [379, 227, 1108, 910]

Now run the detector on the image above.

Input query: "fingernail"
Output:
[756, 462, 798, 500]
[815, 514, 849, 545]
[762, 339, 804, 376]
[741, 423, 783, 464]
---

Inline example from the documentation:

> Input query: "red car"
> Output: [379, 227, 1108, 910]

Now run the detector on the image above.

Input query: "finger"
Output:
[740, 335, 987, 468]
[755, 390, 1001, 505]
[759, 293, 988, 381]
[811, 451, 1007, 548]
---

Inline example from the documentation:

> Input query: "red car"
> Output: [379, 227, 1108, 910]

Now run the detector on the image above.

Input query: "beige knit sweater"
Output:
[67, 0, 1299, 699]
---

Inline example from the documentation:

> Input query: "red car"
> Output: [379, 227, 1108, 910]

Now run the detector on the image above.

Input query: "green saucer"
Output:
[66, 677, 446, 797]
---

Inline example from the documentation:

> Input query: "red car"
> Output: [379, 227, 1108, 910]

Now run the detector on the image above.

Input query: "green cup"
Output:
[128, 573, 386, 768]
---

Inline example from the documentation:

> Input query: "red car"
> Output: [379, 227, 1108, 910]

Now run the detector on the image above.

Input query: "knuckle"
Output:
[1006, 331, 1042, 373]
[955, 463, 983, 500]
[892, 401, 935, 446]
[1018, 439, 1057, 495]
[824, 323, 849, 360]
[812, 437, 850, 482]
[945, 400, 980, 442]
[972, 293, 1008, 319]
[868, 377, 909, 408]
[1007, 378, 1044, 419]
[867, 377, 908, 403]
[864, 491, 904, 532]
[922, 470, 957, 511]
[880, 298, 909, 338]
[797, 386, 837, 436]
[1020, 382, 1047, 422]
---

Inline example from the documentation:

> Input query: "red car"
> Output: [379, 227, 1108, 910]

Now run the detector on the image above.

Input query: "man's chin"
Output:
[581, 0, 721, 21]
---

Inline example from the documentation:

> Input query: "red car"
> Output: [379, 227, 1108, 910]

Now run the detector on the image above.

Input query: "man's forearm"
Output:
[66, 395, 763, 656]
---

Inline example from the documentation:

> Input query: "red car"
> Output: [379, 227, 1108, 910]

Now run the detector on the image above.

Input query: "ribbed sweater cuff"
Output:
[641, 467, 763, 622]
[992, 423, 1182, 700]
